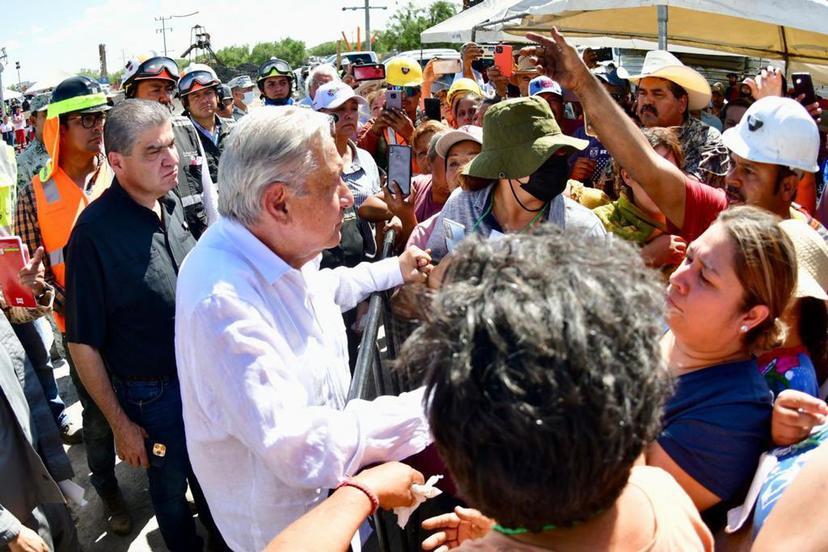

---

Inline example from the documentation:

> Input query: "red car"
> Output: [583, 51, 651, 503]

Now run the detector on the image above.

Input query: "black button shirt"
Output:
[65, 179, 195, 379]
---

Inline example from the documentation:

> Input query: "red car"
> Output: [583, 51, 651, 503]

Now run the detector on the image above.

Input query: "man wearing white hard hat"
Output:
[313, 80, 380, 211]
[525, 29, 827, 246]
[627, 50, 729, 188]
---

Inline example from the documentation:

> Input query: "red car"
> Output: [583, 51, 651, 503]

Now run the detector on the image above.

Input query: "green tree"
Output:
[215, 45, 252, 66]
[249, 38, 307, 68]
[374, 1, 458, 54]
[308, 41, 339, 58]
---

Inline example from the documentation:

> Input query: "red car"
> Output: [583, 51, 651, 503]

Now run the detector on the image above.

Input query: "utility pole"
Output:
[99, 44, 108, 82]
[342, 0, 386, 52]
[155, 11, 198, 57]
[14, 61, 20, 89]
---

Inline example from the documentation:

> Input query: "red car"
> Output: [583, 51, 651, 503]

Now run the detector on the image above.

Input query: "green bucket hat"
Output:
[463, 96, 588, 180]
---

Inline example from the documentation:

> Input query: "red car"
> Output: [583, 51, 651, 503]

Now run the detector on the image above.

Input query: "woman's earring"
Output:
[740, 324, 749, 333]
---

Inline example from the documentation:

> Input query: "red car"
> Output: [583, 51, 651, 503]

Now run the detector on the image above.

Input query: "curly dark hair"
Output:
[397, 228, 673, 530]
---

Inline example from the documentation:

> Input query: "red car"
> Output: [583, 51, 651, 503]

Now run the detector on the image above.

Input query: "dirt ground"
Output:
[56, 360, 208, 552]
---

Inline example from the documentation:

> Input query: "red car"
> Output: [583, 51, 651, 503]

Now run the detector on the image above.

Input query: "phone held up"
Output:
[424, 97, 442, 121]
[433, 57, 462, 76]
[387, 144, 412, 197]
[791, 73, 816, 107]
[494, 44, 513, 77]
[352, 63, 386, 82]
[385, 89, 402, 112]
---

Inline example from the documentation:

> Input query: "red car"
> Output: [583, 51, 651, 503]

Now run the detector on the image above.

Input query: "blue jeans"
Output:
[111, 377, 214, 552]
[13, 318, 68, 430]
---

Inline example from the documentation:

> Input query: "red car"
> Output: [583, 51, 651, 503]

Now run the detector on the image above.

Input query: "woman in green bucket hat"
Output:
[425, 96, 606, 262]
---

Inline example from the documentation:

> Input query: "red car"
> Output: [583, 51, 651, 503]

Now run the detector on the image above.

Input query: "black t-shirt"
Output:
[65, 180, 195, 379]
[321, 207, 374, 270]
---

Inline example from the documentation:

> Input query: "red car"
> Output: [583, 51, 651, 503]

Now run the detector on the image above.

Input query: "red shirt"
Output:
[667, 176, 828, 245]
[667, 176, 727, 242]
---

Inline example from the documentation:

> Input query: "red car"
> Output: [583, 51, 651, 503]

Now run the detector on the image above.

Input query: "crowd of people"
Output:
[1, 24, 828, 552]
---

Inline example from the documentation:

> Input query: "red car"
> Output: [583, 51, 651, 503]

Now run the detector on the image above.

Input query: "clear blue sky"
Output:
[2, 0, 453, 84]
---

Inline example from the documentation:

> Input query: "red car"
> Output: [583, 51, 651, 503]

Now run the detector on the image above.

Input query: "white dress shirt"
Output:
[174, 217, 431, 552]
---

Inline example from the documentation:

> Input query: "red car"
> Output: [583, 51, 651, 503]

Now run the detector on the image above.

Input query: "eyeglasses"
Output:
[69, 112, 106, 129]
[134, 56, 180, 81]
[179, 71, 219, 95]
[259, 59, 292, 78]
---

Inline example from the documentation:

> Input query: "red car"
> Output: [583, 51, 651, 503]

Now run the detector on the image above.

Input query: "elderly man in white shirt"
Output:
[175, 106, 433, 551]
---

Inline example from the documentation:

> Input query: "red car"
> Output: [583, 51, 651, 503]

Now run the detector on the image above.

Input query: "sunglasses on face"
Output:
[69, 112, 106, 129]
[136, 57, 180, 80]
[179, 71, 218, 94]
[390, 85, 421, 97]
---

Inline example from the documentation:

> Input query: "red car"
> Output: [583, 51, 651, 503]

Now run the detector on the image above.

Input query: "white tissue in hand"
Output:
[394, 475, 443, 528]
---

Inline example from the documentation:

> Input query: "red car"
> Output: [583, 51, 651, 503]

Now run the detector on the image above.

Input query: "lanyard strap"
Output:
[471, 189, 549, 234]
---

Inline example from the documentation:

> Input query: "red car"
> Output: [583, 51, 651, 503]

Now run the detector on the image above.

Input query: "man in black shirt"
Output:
[64, 100, 223, 551]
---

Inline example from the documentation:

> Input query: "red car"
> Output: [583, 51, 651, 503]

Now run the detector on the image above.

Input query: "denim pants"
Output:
[63, 337, 118, 498]
[111, 376, 217, 552]
[12, 319, 68, 430]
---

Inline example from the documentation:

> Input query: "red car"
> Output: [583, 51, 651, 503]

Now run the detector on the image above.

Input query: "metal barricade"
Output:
[348, 229, 408, 552]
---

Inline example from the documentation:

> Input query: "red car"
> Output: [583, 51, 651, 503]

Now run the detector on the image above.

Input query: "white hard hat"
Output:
[722, 96, 820, 173]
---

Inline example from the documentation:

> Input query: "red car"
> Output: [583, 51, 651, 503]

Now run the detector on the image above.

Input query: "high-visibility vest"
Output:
[32, 164, 110, 331]
[0, 144, 16, 235]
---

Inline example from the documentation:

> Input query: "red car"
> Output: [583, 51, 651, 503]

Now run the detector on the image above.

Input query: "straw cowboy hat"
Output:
[779, 219, 828, 301]
[626, 50, 712, 111]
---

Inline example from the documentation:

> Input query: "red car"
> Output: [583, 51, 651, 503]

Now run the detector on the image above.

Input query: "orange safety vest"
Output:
[32, 164, 110, 331]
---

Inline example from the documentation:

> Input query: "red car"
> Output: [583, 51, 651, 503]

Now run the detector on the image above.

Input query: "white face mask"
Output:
[242, 90, 256, 106]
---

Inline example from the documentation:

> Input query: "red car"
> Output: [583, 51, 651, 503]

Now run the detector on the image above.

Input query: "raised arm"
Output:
[526, 29, 689, 228]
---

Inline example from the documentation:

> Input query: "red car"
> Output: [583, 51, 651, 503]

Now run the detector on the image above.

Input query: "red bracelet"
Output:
[336, 478, 379, 515]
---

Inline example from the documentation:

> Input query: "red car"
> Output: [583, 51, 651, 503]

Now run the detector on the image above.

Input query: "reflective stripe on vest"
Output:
[48, 248, 64, 267]
[42, 178, 61, 203]
[181, 192, 203, 208]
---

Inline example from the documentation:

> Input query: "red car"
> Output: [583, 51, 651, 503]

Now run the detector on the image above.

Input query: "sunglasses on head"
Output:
[137, 57, 180, 80]
[179, 71, 218, 94]
[69, 112, 106, 129]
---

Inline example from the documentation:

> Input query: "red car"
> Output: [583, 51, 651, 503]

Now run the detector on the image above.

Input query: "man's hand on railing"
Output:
[398, 246, 433, 284]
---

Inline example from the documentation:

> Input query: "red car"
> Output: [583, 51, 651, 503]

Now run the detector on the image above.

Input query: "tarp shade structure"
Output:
[505, 0, 828, 64]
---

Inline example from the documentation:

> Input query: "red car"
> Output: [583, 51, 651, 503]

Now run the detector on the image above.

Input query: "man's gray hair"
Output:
[104, 99, 171, 156]
[218, 106, 332, 226]
[307, 64, 339, 94]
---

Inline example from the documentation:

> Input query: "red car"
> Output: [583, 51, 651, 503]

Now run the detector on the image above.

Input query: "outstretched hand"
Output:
[524, 28, 592, 93]
[421, 506, 495, 551]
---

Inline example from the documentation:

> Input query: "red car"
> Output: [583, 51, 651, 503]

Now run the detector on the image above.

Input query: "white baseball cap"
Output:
[312, 81, 368, 111]
[722, 96, 820, 173]
[435, 125, 483, 158]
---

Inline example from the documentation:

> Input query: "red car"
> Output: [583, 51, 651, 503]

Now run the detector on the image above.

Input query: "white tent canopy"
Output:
[25, 69, 74, 95]
[420, 0, 531, 44]
[506, 0, 828, 64]
[2, 89, 22, 101]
